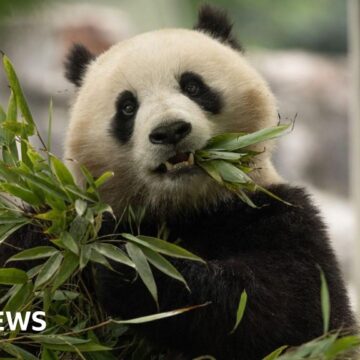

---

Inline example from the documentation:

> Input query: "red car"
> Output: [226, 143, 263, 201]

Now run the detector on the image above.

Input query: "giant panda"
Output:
[62, 4, 356, 360]
[1, 5, 355, 360]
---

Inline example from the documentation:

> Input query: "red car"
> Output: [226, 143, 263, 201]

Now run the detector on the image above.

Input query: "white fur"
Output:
[65, 29, 281, 215]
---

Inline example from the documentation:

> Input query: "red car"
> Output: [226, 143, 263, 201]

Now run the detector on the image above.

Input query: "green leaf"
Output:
[196, 159, 224, 184]
[3, 55, 35, 128]
[51, 251, 79, 291]
[59, 231, 79, 255]
[123, 233, 204, 262]
[319, 267, 330, 334]
[140, 246, 189, 290]
[0, 268, 28, 285]
[12, 168, 68, 200]
[197, 150, 245, 162]
[80, 244, 92, 270]
[263, 345, 288, 360]
[42, 342, 112, 352]
[94, 171, 114, 188]
[0, 222, 28, 245]
[4, 281, 33, 312]
[0, 104, 6, 122]
[50, 155, 75, 186]
[112, 302, 210, 325]
[41, 348, 58, 360]
[52, 290, 79, 301]
[204, 124, 291, 151]
[30, 335, 90, 345]
[5, 90, 19, 161]
[35, 252, 63, 288]
[125, 242, 158, 306]
[0, 183, 42, 205]
[65, 184, 97, 202]
[90, 248, 113, 269]
[230, 290, 247, 334]
[324, 335, 360, 359]
[7, 246, 59, 262]
[211, 160, 250, 184]
[0, 343, 38, 360]
[93, 243, 135, 268]
[75, 199, 87, 216]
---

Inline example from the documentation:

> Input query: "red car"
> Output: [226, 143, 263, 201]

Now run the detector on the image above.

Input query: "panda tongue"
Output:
[168, 152, 189, 165]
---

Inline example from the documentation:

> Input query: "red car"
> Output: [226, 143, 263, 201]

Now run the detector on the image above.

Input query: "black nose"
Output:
[149, 121, 192, 145]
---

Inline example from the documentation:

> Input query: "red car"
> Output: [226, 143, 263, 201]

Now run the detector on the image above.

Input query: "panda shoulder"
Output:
[247, 183, 329, 247]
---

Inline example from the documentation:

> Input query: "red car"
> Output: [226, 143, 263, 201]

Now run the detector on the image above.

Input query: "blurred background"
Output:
[0, 0, 359, 310]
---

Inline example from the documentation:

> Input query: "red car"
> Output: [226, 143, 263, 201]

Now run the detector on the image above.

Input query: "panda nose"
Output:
[149, 121, 192, 145]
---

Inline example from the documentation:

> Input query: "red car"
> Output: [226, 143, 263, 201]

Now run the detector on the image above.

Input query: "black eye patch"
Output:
[179, 72, 223, 115]
[111, 91, 138, 143]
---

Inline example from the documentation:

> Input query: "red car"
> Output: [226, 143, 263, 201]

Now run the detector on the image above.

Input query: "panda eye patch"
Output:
[179, 72, 222, 115]
[116, 92, 138, 118]
[111, 91, 138, 143]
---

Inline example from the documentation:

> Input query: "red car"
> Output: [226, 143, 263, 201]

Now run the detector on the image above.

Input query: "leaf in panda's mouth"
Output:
[194, 123, 294, 208]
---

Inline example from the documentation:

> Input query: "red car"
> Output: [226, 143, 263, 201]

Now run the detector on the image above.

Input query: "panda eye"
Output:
[121, 100, 137, 117]
[184, 80, 201, 97]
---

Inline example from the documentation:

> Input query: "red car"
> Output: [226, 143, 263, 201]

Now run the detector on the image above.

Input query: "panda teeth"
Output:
[165, 161, 174, 171]
[163, 153, 194, 172]
[188, 153, 194, 165]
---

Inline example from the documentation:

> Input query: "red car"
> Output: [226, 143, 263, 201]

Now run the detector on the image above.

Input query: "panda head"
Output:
[64, 5, 281, 215]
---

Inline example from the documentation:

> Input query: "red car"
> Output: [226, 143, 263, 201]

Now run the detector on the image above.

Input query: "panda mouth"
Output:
[156, 152, 195, 173]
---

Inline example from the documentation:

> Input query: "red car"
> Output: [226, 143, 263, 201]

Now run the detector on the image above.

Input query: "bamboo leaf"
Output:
[211, 160, 250, 184]
[140, 246, 189, 290]
[7, 246, 59, 262]
[94, 171, 114, 188]
[0, 343, 38, 360]
[0, 222, 28, 245]
[94, 243, 135, 268]
[3, 55, 35, 128]
[52, 251, 79, 291]
[263, 345, 288, 360]
[59, 231, 79, 255]
[42, 342, 112, 352]
[125, 242, 158, 306]
[112, 302, 210, 324]
[75, 199, 87, 216]
[205, 124, 291, 151]
[50, 155, 76, 186]
[4, 281, 33, 312]
[80, 244, 92, 270]
[35, 252, 63, 288]
[123, 233, 204, 262]
[90, 248, 113, 270]
[230, 290, 247, 334]
[0, 183, 42, 205]
[12, 168, 68, 200]
[0, 268, 28, 284]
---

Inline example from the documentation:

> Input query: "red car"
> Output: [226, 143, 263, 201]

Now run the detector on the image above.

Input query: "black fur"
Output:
[95, 184, 356, 359]
[64, 44, 95, 87]
[111, 91, 138, 143]
[180, 72, 223, 115]
[1, 185, 356, 359]
[194, 4, 242, 51]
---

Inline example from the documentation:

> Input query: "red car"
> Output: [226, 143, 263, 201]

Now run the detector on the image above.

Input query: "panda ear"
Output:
[193, 4, 242, 51]
[64, 44, 95, 87]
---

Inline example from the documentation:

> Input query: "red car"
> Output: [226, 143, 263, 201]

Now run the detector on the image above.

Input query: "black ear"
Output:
[64, 44, 95, 87]
[194, 4, 242, 51]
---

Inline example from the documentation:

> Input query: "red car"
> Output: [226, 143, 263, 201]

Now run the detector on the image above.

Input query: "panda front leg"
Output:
[94, 245, 354, 360]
